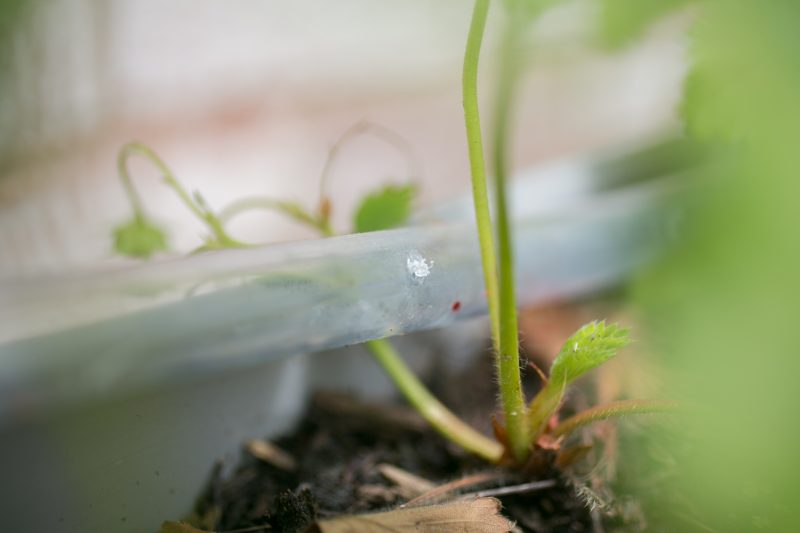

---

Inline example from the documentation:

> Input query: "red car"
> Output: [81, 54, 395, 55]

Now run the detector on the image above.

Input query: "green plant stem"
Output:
[317, 121, 421, 233]
[218, 196, 327, 234]
[492, 0, 531, 461]
[118, 142, 244, 248]
[551, 399, 680, 439]
[365, 338, 504, 462]
[464, 0, 529, 463]
[318, 121, 420, 206]
[527, 378, 566, 439]
[118, 143, 198, 220]
[463, 0, 500, 347]
[492, 1, 522, 354]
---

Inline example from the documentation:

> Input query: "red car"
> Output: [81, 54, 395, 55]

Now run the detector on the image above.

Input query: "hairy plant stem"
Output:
[464, 0, 529, 462]
[551, 399, 680, 439]
[118, 142, 244, 248]
[366, 339, 504, 462]
[493, 0, 532, 461]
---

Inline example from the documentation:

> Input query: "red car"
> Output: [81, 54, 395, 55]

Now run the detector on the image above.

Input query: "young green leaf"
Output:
[112, 216, 168, 258]
[550, 321, 630, 384]
[528, 321, 630, 438]
[353, 184, 416, 233]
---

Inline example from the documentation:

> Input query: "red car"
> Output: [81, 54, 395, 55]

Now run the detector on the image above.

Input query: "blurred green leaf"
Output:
[636, 0, 800, 528]
[353, 184, 416, 233]
[597, 0, 692, 49]
[113, 216, 168, 259]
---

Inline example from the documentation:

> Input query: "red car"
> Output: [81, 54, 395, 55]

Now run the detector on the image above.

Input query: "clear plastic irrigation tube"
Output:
[0, 138, 693, 424]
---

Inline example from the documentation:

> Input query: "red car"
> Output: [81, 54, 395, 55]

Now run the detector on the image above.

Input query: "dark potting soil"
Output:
[187, 349, 660, 533]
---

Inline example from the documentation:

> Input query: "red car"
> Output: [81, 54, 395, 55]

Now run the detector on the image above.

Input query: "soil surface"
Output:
[186, 348, 665, 533]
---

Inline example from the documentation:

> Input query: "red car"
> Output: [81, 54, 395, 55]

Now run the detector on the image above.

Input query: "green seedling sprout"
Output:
[112, 2, 678, 468]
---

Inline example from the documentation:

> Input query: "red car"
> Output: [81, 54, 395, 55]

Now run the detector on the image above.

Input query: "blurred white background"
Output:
[0, 0, 687, 275]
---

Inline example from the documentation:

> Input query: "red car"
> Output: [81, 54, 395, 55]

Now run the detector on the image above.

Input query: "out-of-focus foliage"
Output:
[636, 0, 800, 529]
[0, 0, 27, 58]
[0, 0, 29, 146]
[113, 216, 168, 259]
[0, 0, 25, 37]
[596, 0, 692, 49]
[353, 184, 416, 233]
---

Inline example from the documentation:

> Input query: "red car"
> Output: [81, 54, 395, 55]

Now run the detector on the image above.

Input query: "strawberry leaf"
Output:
[528, 321, 630, 438]
[353, 184, 416, 233]
[112, 216, 168, 259]
[549, 321, 630, 385]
